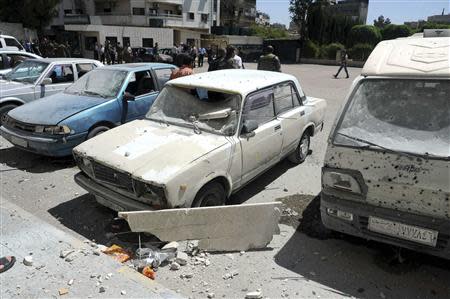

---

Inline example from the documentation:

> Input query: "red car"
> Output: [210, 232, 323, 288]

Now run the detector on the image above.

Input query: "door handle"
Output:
[300, 110, 305, 116]
[274, 125, 281, 131]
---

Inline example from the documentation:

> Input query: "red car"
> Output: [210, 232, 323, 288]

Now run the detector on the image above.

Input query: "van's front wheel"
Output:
[288, 132, 310, 164]
[192, 182, 226, 207]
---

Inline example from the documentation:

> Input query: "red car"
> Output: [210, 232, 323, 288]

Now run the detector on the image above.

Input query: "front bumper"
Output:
[74, 172, 155, 212]
[321, 193, 450, 259]
[0, 125, 87, 157]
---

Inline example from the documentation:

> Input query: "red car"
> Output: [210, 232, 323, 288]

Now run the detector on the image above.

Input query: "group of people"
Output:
[94, 41, 133, 65]
[22, 37, 73, 58]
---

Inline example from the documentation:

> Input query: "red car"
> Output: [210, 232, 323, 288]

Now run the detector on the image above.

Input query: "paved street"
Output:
[1, 63, 450, 298]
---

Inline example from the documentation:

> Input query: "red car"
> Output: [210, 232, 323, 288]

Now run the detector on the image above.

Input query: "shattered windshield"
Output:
[334, 79, 450, 158]
[4, 60, 48, 83]
[146, 85, 241, 136]
[65, 69, 128, 98]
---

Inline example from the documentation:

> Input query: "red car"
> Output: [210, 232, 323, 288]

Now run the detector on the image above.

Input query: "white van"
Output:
[0, 35, 24, 51]
[321, 36, 450, 259]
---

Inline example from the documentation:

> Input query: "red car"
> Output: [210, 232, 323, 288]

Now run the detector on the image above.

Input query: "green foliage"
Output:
[381, 24, 412, 40]
[289, 0, 314, 42]
[420, 22, 450, 31]
[302, 40, 320, 58]
[348, 25, 381, 47]
[250, 25, 289, 39]
[0, 0, 59, 29]
[348, 43, 374, 61]
[373, 15, 391, 29]
[320, 43, 345, 60]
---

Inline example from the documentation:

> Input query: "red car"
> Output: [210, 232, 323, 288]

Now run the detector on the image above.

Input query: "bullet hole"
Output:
[402, 194, 406, 197]
[390, 186, 394, 190]
[413, 176, 417, 180]
[367, 180, 372, 183]
[376, 184, 380, 188]
[388, 178, 392, 182]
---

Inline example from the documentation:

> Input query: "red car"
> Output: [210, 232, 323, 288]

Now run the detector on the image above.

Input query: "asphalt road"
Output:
[1, 63, 449, 298]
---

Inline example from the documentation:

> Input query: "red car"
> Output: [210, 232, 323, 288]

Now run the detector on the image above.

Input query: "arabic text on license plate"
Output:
[368, 217, 438, 247]
[11, 136, 28, 148]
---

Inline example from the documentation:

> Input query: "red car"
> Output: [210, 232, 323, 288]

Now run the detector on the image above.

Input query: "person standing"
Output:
[334, 49, 349, 79]
[154, 42, 159, 54]
[257, 45, 281, 72]
[170, 53, 194, 80]
[231, 46, 244, 69]
[116, 42, 123, 64]
[100, 44, 105, 63]
[190, 45, 198, 68]
[208, 47, 238, 71]
[94, 42, 99, 60]
[123, 43, 132, 63]
[198, 46, 206, 67]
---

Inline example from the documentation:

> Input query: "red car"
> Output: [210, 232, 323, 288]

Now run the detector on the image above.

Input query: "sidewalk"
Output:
[0, 198, 182, 298]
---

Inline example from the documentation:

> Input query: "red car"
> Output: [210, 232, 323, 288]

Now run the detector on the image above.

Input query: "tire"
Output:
[298, 195, 332, 240]
[192, 182, 226, 207]
[288, 131, 310, 164]
[87, 125, 110, 139]
[0, 104, 19, 125]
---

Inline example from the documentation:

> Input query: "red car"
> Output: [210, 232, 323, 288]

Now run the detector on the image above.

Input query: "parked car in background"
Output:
[132, 47, 173, 64]
[0, 58, 102, 122]
[73, 70, 326, 212]
[1, 63, 175, 157]
[0, 35, 24, 51]
[0, 50, 42, 76]
[321, 36, 450, 259]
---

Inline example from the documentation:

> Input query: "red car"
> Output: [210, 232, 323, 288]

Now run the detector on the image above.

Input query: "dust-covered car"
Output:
[73, 70, 326, 211]
[0, 50, 42, 76]
[321, 35, 450, 259]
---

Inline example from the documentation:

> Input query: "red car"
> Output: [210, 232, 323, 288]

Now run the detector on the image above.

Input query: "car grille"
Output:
[6, 117, 36, 133]
[359, 216, 450, 250]
[92, 162, 134, 192]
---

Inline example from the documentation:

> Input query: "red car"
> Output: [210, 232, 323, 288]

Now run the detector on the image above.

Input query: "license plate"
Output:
[10, 136, 28, 148]
[368, 216, 438, 247]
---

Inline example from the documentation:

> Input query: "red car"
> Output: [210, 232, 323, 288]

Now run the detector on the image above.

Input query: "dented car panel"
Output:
[73, 70, 326, 210]
[321, 36, 450, 259]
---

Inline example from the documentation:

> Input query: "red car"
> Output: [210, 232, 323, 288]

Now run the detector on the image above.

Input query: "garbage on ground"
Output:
[133, 246, 176, 269]
[23, 256, 33, 266]
[141, 266, 156, 280]
[58, 288, 69, 296]
[102, 244, 132, 263]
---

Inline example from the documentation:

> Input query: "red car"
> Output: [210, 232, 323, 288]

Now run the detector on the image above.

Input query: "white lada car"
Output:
[73, 70, 326, 211]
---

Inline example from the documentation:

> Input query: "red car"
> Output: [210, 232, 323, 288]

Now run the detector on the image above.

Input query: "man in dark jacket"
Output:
[334, 49, 349, 78]
[257, 45, 281, 72]
[208, 47, 238, 71]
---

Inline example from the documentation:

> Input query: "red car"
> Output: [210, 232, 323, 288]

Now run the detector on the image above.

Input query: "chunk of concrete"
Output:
[119, 202, 282, 251]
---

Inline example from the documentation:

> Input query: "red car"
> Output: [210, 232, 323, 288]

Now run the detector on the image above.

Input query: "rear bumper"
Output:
[320, 193, 450, 259]
[0, 125, 86, 157]
[74, 172, 154, 212]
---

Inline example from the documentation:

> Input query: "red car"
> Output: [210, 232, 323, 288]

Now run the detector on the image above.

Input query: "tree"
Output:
[381, 24, 412, 40]
[289, 1, 314, 42]
[250, 24, 289, 39]
[0, 0, 59, 31]
[373, 15, 391, 29]
[348, 25, 381, 47]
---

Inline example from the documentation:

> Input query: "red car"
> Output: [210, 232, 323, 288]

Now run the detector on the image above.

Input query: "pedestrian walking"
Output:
[334, 49, 349, 79]
[198, 46, 206, 67]
[257, 45, 281, 72]
[170, 53, 194, 80]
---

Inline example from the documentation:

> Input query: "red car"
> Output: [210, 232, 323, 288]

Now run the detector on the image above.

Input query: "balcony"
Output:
[90, 15, 147, 26]
[64, 14, 90, 25]
[151, 0, 183, 5]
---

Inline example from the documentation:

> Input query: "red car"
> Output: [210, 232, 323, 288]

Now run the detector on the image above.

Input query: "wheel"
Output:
[288, 131, 310, 164]
[0, 104, 19, 125]
[87, 125, 110, 139]
[298, 195, 332, 240]
[192, 182, 226, 207]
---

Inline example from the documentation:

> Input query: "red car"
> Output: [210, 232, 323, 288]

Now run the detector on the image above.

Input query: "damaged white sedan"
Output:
[73, 70, 326, 211]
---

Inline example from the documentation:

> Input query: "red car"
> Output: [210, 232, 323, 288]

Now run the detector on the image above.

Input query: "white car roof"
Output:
[167, 70, 298, 94]
[362, 37, 450, 78]
[0, 34, 17, 39]
[0, 50, 41, 58]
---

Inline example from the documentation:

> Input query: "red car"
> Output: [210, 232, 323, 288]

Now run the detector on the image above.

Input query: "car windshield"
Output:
[65, 69, 128, 98]
[334, 79, 450, 158]
[146, 85, 241, 136]
[4, 60, 48, 83]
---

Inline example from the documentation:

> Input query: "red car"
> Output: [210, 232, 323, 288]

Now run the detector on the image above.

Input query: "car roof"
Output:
[100, 63, 175, 71]
[167, 70, 298, 94]
[37, 58, 100, 64]
[0, 50, 41, 57]
[0, 34, 17, 39]
[362, 37, 450, 78]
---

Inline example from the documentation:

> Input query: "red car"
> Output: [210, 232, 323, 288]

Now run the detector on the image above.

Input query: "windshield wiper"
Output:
[82, 90, 106, 98]
[188, 115, 202, 135]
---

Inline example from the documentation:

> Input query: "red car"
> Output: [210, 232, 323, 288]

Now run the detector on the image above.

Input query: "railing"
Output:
[64, 14, 90, 25]
[148, 13, 183, 19]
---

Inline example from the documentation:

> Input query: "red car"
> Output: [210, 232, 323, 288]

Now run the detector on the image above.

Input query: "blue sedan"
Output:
[0, 63, 175, 157]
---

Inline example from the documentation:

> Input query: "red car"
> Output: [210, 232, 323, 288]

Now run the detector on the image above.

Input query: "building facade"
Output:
[48, 0, 220, 58]
[329, 0, 369, 24]
[428, 13, 450, 24]
[255, 11, 270, 26]
[218, 0, 256, 33]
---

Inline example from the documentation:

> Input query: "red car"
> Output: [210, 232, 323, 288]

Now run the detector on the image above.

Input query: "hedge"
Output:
[349, 43, 374, 61]
[320, 43, 345, 60]
[302, 40, 320, 58]
[347, 25, 381, 47]
[381, 24, 412, 40]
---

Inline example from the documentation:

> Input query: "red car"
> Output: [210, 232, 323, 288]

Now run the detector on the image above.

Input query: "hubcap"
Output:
[299, 136, 309, 158]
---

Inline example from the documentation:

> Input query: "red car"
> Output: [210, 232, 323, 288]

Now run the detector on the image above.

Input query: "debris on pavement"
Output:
[119, 202, 282, 251]
[23, 256, 33, 266]
[134, 246, 176, 268]
[170, 262, 181, 271]
[59, 250, 74, 259]
[67, 279, 74, 286]
[58, 288, 69, 296]
[142, 266, 156, 280]
[102, 245, 131, 263]
[245, 290, 263, 299]
[162, 241, 179, 250]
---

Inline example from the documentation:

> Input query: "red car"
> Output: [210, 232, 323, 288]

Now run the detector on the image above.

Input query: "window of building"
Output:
[213, 0, 218, 12]
[84, 36, 97, 51]
[132, 7, 145, 15]
[164, 10, 173, 16]
[149, 19, 163, 27]
[64, 9, 73, 15]
[103, 7, 112, 13]
[142, 38, 154, 48]
[201, 13, 208, 22]
[122, 37, 130, 47]
[188, 12, 195, 20]
[149, 9, 157, 16]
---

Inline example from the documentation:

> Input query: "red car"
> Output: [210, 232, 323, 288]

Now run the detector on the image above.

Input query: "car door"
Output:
[36, 64, 75, 98]
[153, 67, 174, 90]
[123, 70, 158, 121]
[239, 88, 283, 184]
[274, 82, 307, 157]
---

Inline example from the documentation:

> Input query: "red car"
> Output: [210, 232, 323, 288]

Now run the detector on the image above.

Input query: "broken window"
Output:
[65, 69, 127, 98]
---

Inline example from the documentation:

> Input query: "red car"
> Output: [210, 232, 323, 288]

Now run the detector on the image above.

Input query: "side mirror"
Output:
[241, 120, 258, 137]
[41, 78, 52, 85]
[123, 91, 135, 101]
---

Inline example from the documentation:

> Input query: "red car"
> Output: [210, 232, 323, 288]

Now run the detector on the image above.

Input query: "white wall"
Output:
[0, 22, 38, 41]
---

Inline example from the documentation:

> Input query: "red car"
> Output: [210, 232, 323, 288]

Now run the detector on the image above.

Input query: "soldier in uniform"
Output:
[257, 45, 281, 72]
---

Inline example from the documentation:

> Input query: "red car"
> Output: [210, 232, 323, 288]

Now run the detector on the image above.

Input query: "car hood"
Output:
[8, 92, 107, 125]
[0, 80, 32, 95]
[74, 119, 229, 184]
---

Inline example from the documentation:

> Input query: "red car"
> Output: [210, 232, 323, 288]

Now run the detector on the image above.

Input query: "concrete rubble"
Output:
[119, 202, 282, 251]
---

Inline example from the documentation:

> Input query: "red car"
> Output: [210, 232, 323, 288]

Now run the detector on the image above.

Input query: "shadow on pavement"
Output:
[275, 196, 450, 298]
[0, 147, 74, 174]
[229, 159, 297, 205]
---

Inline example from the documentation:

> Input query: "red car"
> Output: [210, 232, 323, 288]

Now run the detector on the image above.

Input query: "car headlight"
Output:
[322, 169, 362, 194]
[74, 154, 94, 177]
[133, 180, 167, 208]
[35, 125, 72, 135]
